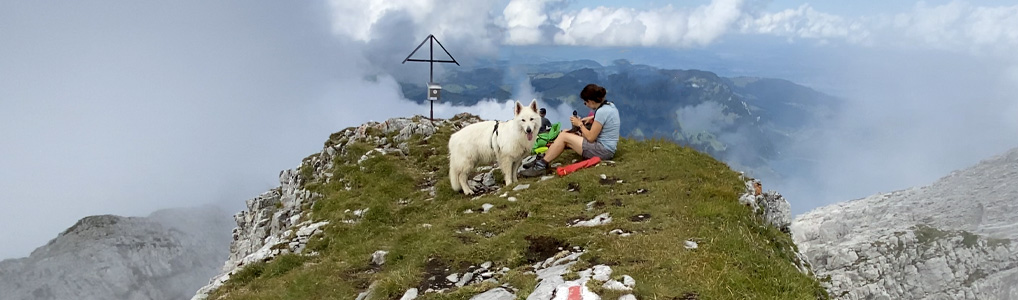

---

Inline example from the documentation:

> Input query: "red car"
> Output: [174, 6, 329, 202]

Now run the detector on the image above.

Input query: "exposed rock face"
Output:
[738, 178, 812, 275]
[192, 115, 483, 299]
[793, 148, 1018, 299]
[0, 206, 232, 300]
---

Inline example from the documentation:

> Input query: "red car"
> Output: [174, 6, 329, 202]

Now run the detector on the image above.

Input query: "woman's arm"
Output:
[580, 120, 603, 142]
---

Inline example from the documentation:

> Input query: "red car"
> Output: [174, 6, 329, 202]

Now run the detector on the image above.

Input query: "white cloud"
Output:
[676, 101, 733, 134]
[968, 5, 1018, 48]
[894, 2, 968, 49]
[326, 0, 1018, 56]
[740, 4, 871, 44]
[739, 1, 1018, 55]
[890, 1, 1018, 54]
[326, 0, 502, 58]
[503, 0, 559, 45]
[550, 0, 745, 47]
[327, 0, 419, 42]
[686, 0, 745, 45]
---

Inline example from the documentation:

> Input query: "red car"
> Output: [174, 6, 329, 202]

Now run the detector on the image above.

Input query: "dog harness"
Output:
[490, 121, 500, 153]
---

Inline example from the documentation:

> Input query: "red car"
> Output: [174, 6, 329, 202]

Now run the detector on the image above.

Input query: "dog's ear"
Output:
[529, 99, 538, 113]
[514, 101, 523, 116]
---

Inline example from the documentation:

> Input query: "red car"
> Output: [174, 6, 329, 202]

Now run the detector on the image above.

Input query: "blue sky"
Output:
[2, 0, 1017, 259]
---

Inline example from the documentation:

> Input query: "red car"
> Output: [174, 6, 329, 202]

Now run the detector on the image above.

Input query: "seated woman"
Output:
[520, 84, 620, 177]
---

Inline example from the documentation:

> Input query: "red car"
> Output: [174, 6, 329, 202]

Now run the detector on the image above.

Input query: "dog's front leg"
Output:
[499, 158, 515, 186]
[511, 160, 522, 183]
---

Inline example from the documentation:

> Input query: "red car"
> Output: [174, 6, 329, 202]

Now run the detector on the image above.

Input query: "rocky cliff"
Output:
[792, 148, 1018, 299]
[193, 114, 826, 299]
[191, 115, 440, 299]
[0, 206, 233, 300]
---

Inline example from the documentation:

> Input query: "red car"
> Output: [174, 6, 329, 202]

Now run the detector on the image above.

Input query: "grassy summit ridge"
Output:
[210, 114, 827, 300]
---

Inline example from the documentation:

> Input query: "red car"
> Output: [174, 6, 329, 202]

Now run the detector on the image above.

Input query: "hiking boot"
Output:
[519, 159, 549, 177]
[522, 153, 545, 169]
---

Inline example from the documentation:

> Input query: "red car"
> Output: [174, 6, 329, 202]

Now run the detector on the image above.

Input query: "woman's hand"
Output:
[570, 116, 584, 127]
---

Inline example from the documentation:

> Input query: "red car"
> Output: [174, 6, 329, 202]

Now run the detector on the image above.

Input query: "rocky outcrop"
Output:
[0, 206, 232, 300]
[738, 178, 813, 275]
[190, 169, 331, 299]
[192, 115, 483, 299]
[793, 147, 1018, 299]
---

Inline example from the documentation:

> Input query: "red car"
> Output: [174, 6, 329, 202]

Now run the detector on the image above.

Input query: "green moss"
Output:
[960, 231, 980, 248]
[914, 224, 951, 245]
[964, 269, 987, 286]
[912, 224, 1003, 250]
[562, 272, 580, 281]
[987, 238, 1011, 248]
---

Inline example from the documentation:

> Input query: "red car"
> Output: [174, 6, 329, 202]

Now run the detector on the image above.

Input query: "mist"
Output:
[765, 45, 1018, 213]
[0, 1, 555, 260]
[0, 1, 465, 260]
[0, 1, 326, 259]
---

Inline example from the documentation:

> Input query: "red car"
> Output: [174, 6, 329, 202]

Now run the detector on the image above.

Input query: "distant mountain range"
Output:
[400, 59, 838, 178]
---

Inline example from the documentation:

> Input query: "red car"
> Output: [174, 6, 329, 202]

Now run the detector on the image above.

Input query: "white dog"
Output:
[448, 100, 541, 195]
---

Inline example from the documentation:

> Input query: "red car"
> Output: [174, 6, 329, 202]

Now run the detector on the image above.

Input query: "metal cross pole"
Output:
[402, 34, 459, 122]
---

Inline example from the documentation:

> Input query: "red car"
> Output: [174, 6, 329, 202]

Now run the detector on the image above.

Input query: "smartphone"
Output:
[569, 110, 580, 133]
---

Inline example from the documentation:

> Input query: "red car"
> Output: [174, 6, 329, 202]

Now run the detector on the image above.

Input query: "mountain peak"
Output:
[193, 114, 827, 300]
[1, 208, 232, 300]
[61, 214, 125, 236]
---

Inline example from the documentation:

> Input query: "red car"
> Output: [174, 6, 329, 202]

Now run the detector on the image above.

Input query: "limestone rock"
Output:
[372, 250, 389, 265]
[569, 213, 612, 227]
[793, 147, 1018, 299]
[471, 287, 516, 300]
[400, 288, 419, 300]
[0, 206, 232, 300]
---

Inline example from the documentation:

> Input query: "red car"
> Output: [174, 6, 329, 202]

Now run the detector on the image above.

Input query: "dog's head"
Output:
[514, 99, 541, 142]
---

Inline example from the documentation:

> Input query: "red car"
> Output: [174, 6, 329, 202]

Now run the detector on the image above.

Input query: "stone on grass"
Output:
[570, 213, 612, 227]
[470, 287, 516, 300]
[622, 275, 636, 287]
[371, 250, 388, 265]
[602, 280, 631, 291]
[592, 265, 612, 281]
[399, 288, 418, 300]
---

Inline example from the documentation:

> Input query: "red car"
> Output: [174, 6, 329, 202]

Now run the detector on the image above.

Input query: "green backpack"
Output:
[533, 123, 561, 153]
